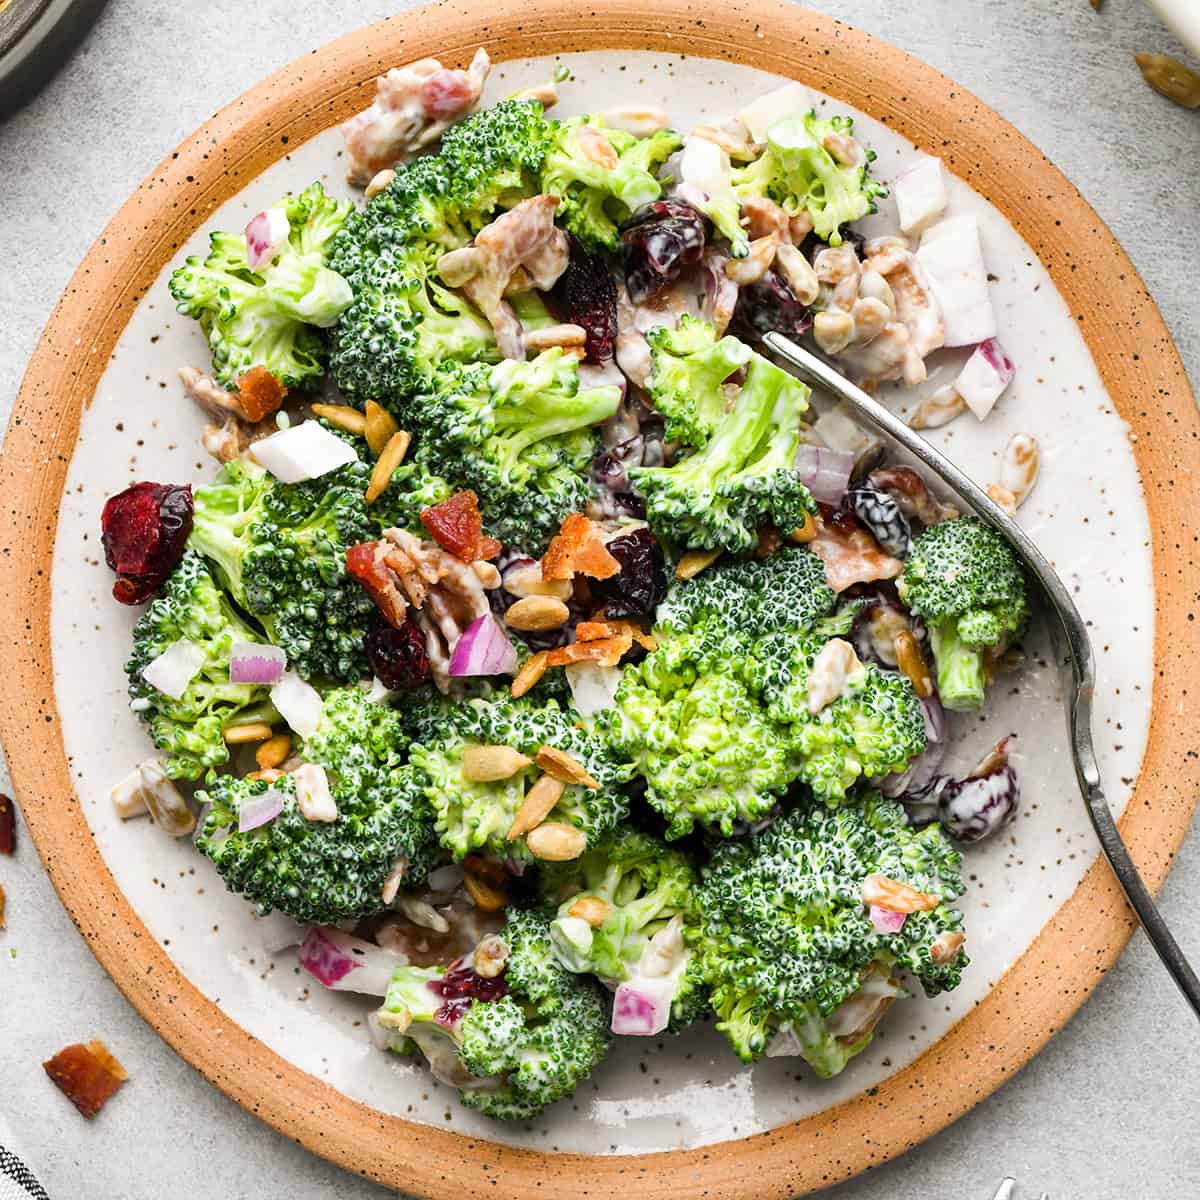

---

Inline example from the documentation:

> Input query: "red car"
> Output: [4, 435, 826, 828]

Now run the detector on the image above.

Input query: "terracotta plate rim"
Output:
[2, 2, 1197, 1196]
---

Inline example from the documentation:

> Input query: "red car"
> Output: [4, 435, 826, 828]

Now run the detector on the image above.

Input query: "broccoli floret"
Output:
[378, 909, 610, 1120]
[643, 317, 753, 448]
[406, 348, 621, 550]
[629, 350, 816, 553]
[695, 795, 968, 1072]
[540, 827, 707, 1029]
[194, 687, 439, 923]
[329, 101, 554, 410]
[188, 454, 379, 682]
[125, 552, 276, 780]
[898, 516, 1029, 712]
[407, 695, 630, 861]
[732, 112, 886, 247]
[601, 626, 795, 838]
[541, 117, 680, 250]
[747, 630, 927, 804]
[656, 545, 836, 637]
[169, 182, 353, 388]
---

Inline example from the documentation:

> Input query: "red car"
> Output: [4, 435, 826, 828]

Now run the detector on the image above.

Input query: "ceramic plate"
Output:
[3, 3, 1198, 1197]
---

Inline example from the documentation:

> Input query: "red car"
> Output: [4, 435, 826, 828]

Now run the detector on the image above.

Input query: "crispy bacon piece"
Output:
[346, 541, 409, 627]
[43, 1041, 128, 1119]
[0, 793, 14, 855]
[810, 512, 902, 593]
[542, 513, 620, 581]
[234, 365, 287, 422]
[575, 618, 656, 651]
[420, 491, 501, 563]
[545, 626, 634, 668]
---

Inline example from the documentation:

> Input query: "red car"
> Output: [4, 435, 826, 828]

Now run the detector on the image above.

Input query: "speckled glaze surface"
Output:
[2, 2, 1198, 1196]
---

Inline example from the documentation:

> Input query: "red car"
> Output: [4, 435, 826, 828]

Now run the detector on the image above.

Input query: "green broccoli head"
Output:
[169, 181, 353, 388]
[409, 348, 621, 550]
[407, 695, 631, 862]
[125, 551, 276, 780]
[899, 516, 1029, 712]
[746, 631, 928, 804]
[194, 687, 439, 923]
[656, 545, 836, 638]
[378, 908, 610, 1121]
[601, 626, 795, 838]
[644, 317, 753, 448]
[188, 453, 381, 683]
[329, 100, 554, 410]
[541, 117, 680, 250]
[732, 111, 886, 246]
[629, 350, 816, 553]
[696, 795, 968, 1072]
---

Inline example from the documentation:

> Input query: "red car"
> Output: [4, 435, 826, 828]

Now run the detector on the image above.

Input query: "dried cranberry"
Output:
[428, 954, 508, 1027]
[545, 235, 618, 364]
[848, 487, 911, 557]
[100, 482, 193, 605]
[365, 620, 431, 691]
[620, 200, 706, 303]
[729, 269, 812, 345]
[590, 527, 667, 620]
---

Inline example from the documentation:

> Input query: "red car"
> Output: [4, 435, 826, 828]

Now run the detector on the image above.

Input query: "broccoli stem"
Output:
[929, 620, 986, 712]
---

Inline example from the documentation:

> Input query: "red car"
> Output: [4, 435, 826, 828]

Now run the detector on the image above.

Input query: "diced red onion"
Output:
[954, 337, 1014, 421]
[229, 641, 286, 685]
[141, 638, 207, 699]
[565, 662, 623, 717]
[298, 927, 402, 994]
[611, 978, 673, 1036]
[794, 444, 857, 505]
[449, 613, 518, 677]
[237, 786, 285, 833]
[244, 207, 291, 271]
[868, 905, 907, 934]
[270, 671, 324, 739]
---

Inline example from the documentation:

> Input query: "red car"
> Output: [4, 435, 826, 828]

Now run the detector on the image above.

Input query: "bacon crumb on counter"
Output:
[43, 1041, 129, 1119]
[0, 793, 15, 855]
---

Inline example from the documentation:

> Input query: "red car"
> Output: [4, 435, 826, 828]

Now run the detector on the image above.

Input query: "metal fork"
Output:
[764, 331, 1200, 1019]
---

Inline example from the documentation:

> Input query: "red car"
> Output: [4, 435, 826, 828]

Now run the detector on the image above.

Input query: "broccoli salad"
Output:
[100, 51, 1037, 1122]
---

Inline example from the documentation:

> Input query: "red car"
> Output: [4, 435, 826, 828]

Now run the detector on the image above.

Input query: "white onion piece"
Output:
[565, 661, 623, 717]
[611, 977, 674, 1036]
[297, 927, 402, 994]
[244, 207, 290, 271]
[141, 638, 207, 700]
[954, 338, 1015, 420]
[679, 136, 739, 221]
[249, 420, 358, 484]
[270, 671, 324, 739]
[237, 786, 285, 832]
[794, 443, 857, 505]
[229, 641, 286, 685]
[916, 217, 997, 347]
[765, 1023, 804, 1058]
[810, 406, 876, 455]
[893, 156, 947, 237]
[449, 613, 518, 677]
[736, 83, 807, 144]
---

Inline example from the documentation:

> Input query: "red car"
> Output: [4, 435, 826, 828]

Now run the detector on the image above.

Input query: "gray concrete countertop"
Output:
[1, 2, 1197, 1197]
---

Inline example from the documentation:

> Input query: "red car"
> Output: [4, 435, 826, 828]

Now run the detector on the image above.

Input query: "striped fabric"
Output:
[0, 1114, 49, 1200]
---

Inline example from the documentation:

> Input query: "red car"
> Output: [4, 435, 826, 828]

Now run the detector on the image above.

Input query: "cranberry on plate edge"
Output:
[100, 481, 193, 604]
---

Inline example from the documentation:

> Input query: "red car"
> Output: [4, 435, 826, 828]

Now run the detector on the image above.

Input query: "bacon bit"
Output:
[0, 794, 14, 855]
[43, 1041, 128, 1118]
[346, 541, 409, 627]
[810, 512, 902, 593]
[546, 627, 634, 669]
[542, 513, 620, 581]
[575, 619, 618, 643]
[420, 491, 501, 563]
[234, 366, 287, 422]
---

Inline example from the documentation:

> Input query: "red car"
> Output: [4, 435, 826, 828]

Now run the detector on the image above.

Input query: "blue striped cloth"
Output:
[0, 1114, 48, 1200]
